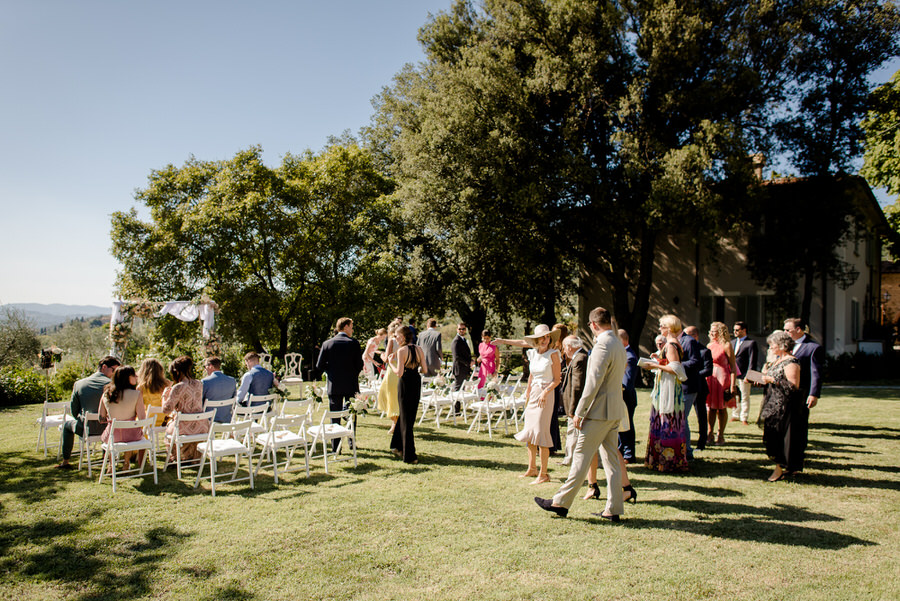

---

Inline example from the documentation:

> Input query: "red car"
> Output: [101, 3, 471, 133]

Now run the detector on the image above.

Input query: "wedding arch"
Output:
[109, 298, 220, 359]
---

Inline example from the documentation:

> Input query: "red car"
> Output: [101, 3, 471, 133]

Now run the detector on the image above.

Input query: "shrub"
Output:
[0, 366, 56, 407]
[824, 350, 900, 382]
[52, 361, 91, 401]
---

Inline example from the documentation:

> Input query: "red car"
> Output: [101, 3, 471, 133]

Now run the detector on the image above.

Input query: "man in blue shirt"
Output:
[202, 356, 237, 422]
[237, 352, 276, 406]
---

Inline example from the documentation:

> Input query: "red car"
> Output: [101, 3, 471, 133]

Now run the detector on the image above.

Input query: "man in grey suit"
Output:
[202, 357, 237, 423]
[535, 307, 627, 521]
[418, 318, 443, 377]
[57, 355, 120, 469]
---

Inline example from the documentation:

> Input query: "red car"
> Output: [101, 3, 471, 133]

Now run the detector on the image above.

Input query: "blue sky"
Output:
[0, 1, 452, 306]
[1, 1, 897, 307]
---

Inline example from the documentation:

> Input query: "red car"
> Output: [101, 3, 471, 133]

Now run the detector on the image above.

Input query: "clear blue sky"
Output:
[1, 1, 897, 307]
[0, 0, 453, 306]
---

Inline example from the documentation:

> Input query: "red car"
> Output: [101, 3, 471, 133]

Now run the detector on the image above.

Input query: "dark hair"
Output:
[169, 356, 194, 382]
[458, 322, 468, 329]
[336, 317, 353, 331]
[589, 307, 611, 327]
[734, 321, 748, 331]
[397, 326, 414, 344]
[427, 318, 437, 328]
[205, 357, 222, 370]
[784, 317, 805, 330]
[104, 365, 136, 404]
[98, 355, 121, 370]
[482, 330, 491, 338]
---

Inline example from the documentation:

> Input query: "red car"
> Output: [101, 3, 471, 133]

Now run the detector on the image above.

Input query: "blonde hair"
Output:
[137, 358, 170, 395]
[709, 321, 730, 344]
[659, 314, 683, 335]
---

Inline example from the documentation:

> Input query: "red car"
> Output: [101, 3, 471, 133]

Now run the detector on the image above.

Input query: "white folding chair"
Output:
[204, 396, 237, 423]
[280, 398, 315, 420]
[306, 409, 357, 474]
[466, 391, 509, 439]
[98, 417, 157, 493]
[77, 411, 105, 477]
[35, 401, 69, 458]
[419, 386, 457, 427]
[145, 406, 169, 463]
[497, 373, 525, 429]
[231, 403, 272, 463]
[194, 420, 255, 497]
[164, 410, 215, 478]
[254, 414, 310, 483]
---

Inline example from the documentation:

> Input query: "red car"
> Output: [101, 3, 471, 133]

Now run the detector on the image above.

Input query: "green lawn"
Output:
[2, 388, 898, 601]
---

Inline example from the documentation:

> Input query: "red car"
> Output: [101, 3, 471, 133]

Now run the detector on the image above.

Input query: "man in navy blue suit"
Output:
[685, 326, 711, 451]
[202, 357, 237, 423]
[316, 317, 364, 451]
[617, 329, 639, 463]
[678, 324, 702, 461]
[783, 317, 824, 474]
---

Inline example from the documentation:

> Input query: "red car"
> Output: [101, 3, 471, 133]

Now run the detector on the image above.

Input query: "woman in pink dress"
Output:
[100, 365, 147, 469]
[706, 321, 738, 445]
[476, 330, 498, 392]
[162, 355, 208, 462]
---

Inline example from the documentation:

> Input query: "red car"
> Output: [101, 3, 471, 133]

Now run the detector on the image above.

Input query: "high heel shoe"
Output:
[582, 482, 601, 500]
[623, 484, 637, 504]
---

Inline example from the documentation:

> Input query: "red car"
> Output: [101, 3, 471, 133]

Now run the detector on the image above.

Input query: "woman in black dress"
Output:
[757, 330, 802, 482]
[389, 326, 426, 464]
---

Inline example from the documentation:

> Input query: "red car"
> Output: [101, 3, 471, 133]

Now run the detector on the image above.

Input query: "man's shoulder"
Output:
[76, 372, 107, 388]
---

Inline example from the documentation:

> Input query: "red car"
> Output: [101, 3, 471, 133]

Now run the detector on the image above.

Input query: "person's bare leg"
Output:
[582, 452, 600, 499]
[388, 415, 398, 433]
[532, 445, 550, 484]
[717, 409, 728, 443]
[707, 408, 717, 442]
[521, 443, 538, 477]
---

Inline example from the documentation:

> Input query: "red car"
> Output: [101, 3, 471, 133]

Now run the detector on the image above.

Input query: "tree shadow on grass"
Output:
[417, 429, 520, 448]
[579, 514, 875, 549]
[0, 451, 77, 502]
[809, 422, 900, 439]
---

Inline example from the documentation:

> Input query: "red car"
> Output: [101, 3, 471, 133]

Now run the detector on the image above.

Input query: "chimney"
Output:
[750, 153, 766, 181]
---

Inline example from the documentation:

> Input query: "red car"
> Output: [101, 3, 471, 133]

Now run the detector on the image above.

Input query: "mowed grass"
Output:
[1, 387, 899, 601]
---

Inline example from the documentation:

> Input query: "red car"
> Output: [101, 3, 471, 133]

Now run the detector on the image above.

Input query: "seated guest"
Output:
[162, 356, 208, 462]
[201, 356, 237, 422]
[99, 365, 147, 469]
[236, 352, 276, 406]
[57, 355, 121, 469]
[137, 358, 171, 428]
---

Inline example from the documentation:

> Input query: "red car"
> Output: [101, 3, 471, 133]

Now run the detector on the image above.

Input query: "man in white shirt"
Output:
[731, 321, 759, 425]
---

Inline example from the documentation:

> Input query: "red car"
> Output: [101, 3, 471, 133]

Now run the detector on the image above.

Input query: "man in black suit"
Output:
[617, 329, 639, 463]
[731, 320, 760, 426]
[783, 317, 824, 474]
[316, 317, 364, 451]
[451, 322, 473, 392]
[685, 326, 711, 451]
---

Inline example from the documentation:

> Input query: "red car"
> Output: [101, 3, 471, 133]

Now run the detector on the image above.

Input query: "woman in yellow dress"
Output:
[377, 321, 402, 433]
[137, 358, 172, 427]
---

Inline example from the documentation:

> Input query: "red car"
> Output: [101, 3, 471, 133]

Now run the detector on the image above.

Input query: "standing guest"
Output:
[162, 356, 208, 462]
[376, 322, 401, 432]
[782, 317, 824, 475]
[451, 322, 474, 391]
[618, 329, 639, 463]
[547, 324, 569, 454]
[495, 325, 561, 485]
[388, 326, 426, 464]
[236, 352, 276, 407]
[317, 317, 365, 452]
[684, 326, 711, 450]
[137, 358, 171, 428]
[560, 335, 588, 466]
[407, 319, 419, 344]
[678, 322, 702, 461]
[650, 334, 666, 360]
[731, 321, 759, 426]
[418, 318, 444, 377]
[476, 330, 499, 392]
[99, 365, 147, 469]
[641, 315, 689, 472]
[706, 321, 738, 445]
[363, 328, 388, 379]
[57, 355, 121, 469]
[534, 307, 627, 521]
[201, 357, 237, 423]
[757, 331, 802, 481]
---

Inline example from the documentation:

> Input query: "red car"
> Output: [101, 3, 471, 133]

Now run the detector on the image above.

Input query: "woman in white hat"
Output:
[495, 324, 562, 484]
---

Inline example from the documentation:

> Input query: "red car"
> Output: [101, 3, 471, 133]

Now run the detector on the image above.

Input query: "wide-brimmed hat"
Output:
[524, 324, 561, 346]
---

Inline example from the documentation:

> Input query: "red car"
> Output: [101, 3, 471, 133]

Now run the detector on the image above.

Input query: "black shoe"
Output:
[534, 497, 568, 518]
[623, 485, 637, 504]
[583, 482, 601, 500]
[591, 511, 620, 522]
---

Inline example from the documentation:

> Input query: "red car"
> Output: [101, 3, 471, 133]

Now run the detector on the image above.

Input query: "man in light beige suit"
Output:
[535, 307, 627, 521]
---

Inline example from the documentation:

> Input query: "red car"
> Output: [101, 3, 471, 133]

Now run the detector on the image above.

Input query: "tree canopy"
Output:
[862, 68, 900, 257]
[111, 144, 404, 357]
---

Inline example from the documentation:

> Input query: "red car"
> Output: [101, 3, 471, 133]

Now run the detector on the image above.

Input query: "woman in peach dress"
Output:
[706, 321, 738, 445]
[162, 355, 208, 462]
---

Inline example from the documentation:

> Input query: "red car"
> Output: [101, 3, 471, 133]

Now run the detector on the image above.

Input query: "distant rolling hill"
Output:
[2, 303, 110, 330]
